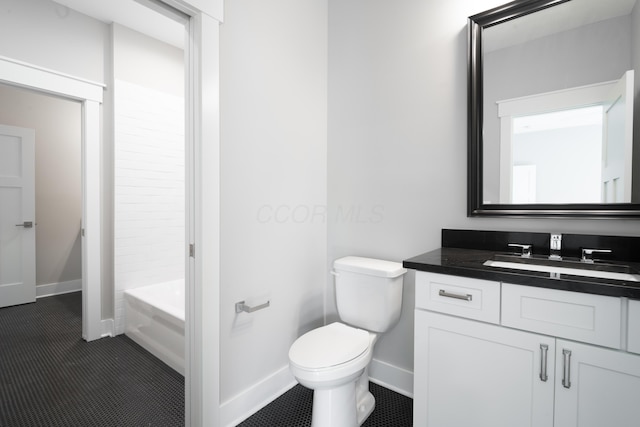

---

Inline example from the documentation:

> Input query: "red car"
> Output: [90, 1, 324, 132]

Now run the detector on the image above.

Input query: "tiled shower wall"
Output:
[114, 79, 185, 334]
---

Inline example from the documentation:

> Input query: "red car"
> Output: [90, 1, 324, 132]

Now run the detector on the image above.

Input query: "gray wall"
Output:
[0, 0, 113, 317]
[0, 84, 82, 288]
[328, 0, 640, 393]
[219, 0, 328, 406]
[3, 0, 640, 413]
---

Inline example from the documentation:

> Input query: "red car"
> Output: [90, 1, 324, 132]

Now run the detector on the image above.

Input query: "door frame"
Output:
[0, 55, 103, 341]
[1, 0, 222, 422]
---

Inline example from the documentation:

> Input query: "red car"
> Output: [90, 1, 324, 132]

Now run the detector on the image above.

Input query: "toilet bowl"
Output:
[289, 322, 377, 427]
[288, 256, 407, 427]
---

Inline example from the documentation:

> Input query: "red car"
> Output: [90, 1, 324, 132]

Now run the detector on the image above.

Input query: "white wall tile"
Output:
[113, 79, 185, 334]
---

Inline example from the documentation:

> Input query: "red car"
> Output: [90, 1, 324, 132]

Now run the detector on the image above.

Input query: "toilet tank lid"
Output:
[334, 256, 407, 278]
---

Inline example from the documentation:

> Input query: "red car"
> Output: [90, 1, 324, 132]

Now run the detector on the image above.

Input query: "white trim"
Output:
[369, 358, 414, 399]
[0, 56, 104, 102]
[497, 79, 615, 117]
[82, 100, 103, 342]
[218, 359, 414, 426]
[220, 366, 297, 427]
[101, 318, 115, 338]
[35, 279, 82, 298]
[179, 7, 221, 427]
[0, 58, 103, 343]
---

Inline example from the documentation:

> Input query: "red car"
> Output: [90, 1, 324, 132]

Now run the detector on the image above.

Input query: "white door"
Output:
[554, 339, 640, 427]
[0, 124, 36, 308]
[601, 69, 634, 202]
[414, 310, 555, 427]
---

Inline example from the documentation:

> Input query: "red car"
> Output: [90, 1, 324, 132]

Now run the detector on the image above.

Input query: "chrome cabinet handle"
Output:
[438, 289, 472, 301]
[562, 349, 572, 388]
[540, 344, 549, 382]
[15, 221, 34, 228]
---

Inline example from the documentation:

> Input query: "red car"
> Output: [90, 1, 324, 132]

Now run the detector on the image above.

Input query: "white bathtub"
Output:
[124, 280, 185, 375]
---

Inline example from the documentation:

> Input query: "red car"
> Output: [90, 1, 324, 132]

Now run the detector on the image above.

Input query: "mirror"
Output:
[468, 0, 640, 217]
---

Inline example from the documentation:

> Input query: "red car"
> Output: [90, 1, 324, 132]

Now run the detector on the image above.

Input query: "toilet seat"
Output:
[289, 322, 370, 370]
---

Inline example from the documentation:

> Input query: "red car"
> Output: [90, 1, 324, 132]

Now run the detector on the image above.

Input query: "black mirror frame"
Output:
[467, 0, 640, 218]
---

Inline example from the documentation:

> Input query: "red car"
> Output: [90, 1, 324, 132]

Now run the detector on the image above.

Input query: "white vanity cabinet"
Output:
[553, 339, 640, 427]
[414, 310, 555, 427]
[414, 271, 640, 427]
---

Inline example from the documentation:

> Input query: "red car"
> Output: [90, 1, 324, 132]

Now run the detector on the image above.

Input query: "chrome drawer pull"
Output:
[539, 344, 549, 382]
[562, 349, 572, 389]
[438, 289, 472, 301]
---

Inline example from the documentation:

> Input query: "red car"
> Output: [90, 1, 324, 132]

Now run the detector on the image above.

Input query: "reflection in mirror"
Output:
[495, 71, 634, 204]
[469, 0, 640, 217]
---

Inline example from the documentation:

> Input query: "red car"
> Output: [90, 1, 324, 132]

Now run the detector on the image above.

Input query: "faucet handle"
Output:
[581, 248, 612, 263]
[509, 243, 532, 258]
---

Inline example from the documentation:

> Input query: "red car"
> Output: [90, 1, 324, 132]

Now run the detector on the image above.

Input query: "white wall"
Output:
[0, 0, 114, 318]
[0, 0, 106, 83]
[328, 0, 640, 397]
[112, 25, 185, 335]
[0, 83, 82, 291]
[219, 0, 327, 423]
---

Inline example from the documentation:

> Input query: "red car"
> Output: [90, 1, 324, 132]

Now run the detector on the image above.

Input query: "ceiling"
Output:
[52, 0, 185, 49]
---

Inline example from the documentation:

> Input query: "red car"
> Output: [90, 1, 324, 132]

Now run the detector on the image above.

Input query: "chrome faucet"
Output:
[509, 243, 532, 258]
[581, 248, 612, 263]
[549, 234, 562, 260]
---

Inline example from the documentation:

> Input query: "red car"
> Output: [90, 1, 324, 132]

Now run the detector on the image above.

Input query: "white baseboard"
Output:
[369, 358, 414, 398]
[220, 365, 297, 427]
[36, 279, 82, 299]
[220, 359, 413, 426]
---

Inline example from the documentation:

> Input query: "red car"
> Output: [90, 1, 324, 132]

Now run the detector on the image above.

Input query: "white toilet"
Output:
[288, 256, 407, 427]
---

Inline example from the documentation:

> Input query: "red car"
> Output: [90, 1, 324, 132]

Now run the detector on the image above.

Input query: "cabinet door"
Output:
[414, 310, 555, 427]
[554, 339, 640, 427]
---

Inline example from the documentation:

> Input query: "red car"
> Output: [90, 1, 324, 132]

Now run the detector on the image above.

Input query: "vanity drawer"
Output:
[629, 299, 640, 355]
[502, 283, 622, 349]
[415, 272, 500, 324]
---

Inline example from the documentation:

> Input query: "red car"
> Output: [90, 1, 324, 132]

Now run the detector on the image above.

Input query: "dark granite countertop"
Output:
[403, 248, 640, 299]
[404, 247, 640, 299]
[404, 230, 640, 299]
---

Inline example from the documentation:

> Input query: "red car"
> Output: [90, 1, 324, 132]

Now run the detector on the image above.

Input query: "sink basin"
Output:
[483, 255, 640, 282]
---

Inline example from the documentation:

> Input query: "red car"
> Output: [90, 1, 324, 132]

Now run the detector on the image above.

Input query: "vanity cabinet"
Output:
[414, 310, 555, 427]
[553, 339, 640, 427]
[414, 272, 640, 427]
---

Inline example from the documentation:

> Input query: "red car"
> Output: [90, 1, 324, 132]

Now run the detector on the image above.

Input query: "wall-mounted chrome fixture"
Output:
[508, 243, 532, 258]
[235, 300, 270, 314]
[581, 248, 612, 263]
[550, 234, 562, 260]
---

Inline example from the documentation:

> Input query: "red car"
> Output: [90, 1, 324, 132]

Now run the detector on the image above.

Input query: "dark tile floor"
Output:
[0, 292, 184, 427]
[237, 381, 413, 427]
[0, 292, 413, 426]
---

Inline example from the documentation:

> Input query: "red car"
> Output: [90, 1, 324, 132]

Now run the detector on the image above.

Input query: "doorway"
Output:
[0, 0, 222, 422]
[0, 85, 82, 309]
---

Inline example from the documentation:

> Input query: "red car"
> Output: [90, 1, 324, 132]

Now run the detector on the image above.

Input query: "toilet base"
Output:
[311, 381, 358, 427]
[355, 369, 375, 425]
[310, 371, 376, 427]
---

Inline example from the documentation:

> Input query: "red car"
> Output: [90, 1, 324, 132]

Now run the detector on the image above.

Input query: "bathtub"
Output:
[124, 280, 185, 375]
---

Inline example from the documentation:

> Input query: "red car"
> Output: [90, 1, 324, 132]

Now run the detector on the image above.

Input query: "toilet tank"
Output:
[333, 256, 407, 333]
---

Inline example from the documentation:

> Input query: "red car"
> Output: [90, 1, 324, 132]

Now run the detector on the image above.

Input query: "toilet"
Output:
[288, 256, 407, 427]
